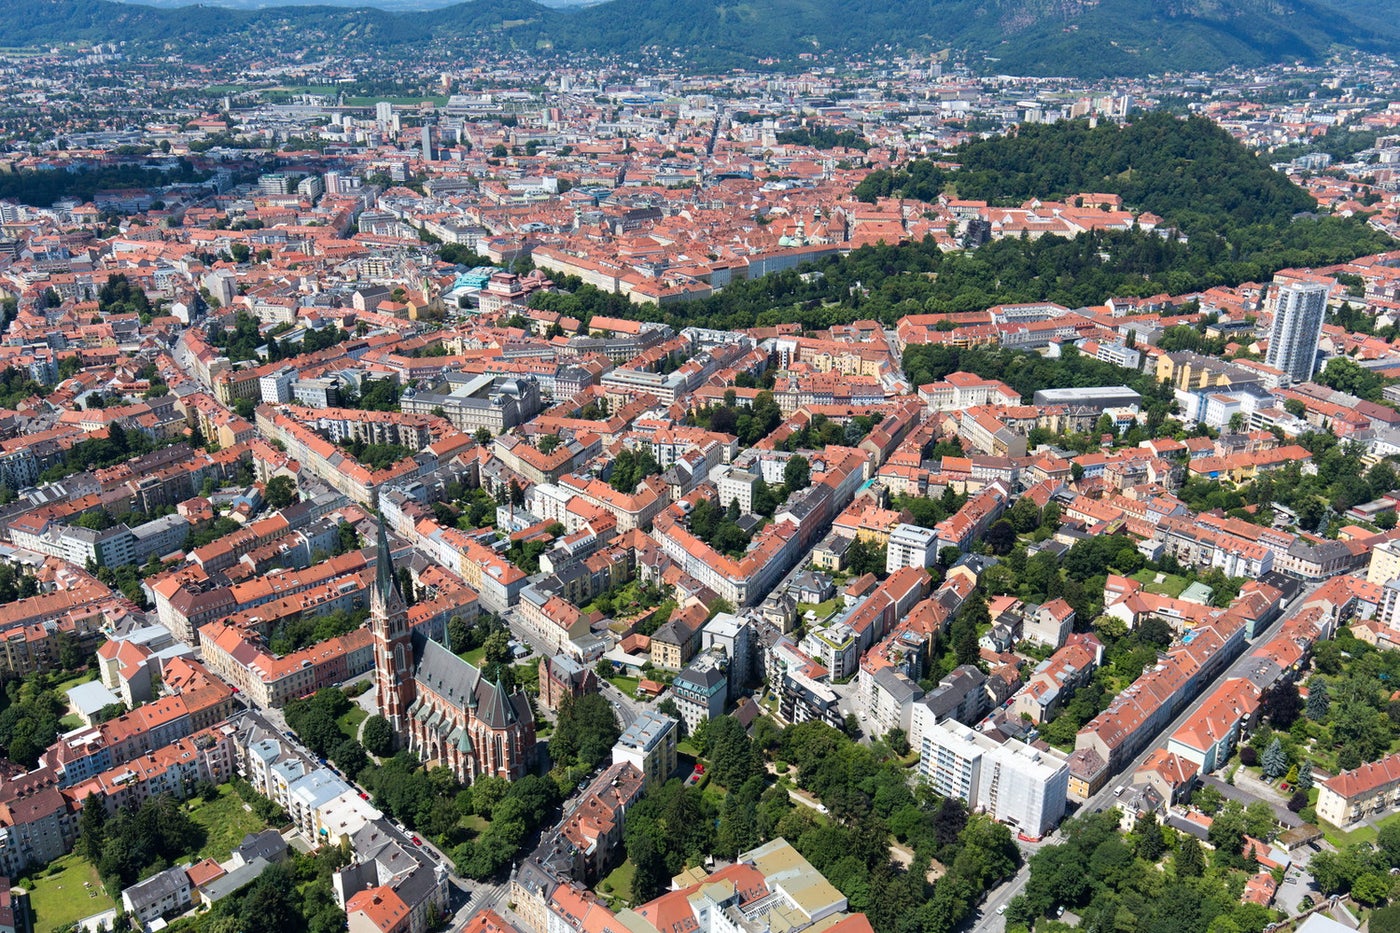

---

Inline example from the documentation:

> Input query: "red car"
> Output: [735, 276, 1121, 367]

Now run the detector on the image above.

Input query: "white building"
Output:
[611, 710, 678, 790]
[716, 467, 760, 515]
[886, 523, 937, 574]
[918, 720, 1069, 838]
[260, 367, 297, 404]
[1265, 281, 1328, 384]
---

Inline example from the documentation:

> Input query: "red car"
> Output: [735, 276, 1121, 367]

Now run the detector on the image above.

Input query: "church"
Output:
[371, 523, 537, 783]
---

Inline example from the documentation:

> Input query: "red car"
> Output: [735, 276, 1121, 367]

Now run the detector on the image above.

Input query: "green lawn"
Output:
[458, 645, 488, 667]
[186, 785, 273, 862]
[24, 853, 113, 933]
[1320, 809, 1400, 849]
[338, 706, 367, 741]
[608, 674, 641, 697]
[54, 670, 98, 695]
[797, 597, 843, 621]
[59, 713, 83, 730]
[598, 858, 636, 907]
[1130, 570, 1191, 598]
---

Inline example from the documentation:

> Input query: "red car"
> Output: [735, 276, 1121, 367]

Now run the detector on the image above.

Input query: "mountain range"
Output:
[16, 0, 1400, 77]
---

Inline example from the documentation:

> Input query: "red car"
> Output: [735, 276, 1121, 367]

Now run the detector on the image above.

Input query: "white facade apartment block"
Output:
[886, 523, 937, 574]
[918, 720, 1069, 838]
[1265, 281, 1328, 384]
[979, 740, 1069, 838]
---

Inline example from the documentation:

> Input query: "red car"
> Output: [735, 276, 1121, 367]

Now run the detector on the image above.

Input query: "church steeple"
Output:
[372, 520, 407, 623]
[371, 521, 413, 736]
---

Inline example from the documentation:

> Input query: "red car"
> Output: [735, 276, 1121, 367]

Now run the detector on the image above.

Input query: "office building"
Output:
[1265, 282, 1328, 383]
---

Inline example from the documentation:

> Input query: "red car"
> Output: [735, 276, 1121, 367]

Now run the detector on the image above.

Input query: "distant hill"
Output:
[111, 0, 596, 10]
[15, 0, 1400, 76]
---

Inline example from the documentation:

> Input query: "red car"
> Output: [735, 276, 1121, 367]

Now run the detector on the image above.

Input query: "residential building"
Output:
[671, 651, 729, 733]
[886, 523, 937, 574]
[611, 711, 678, 790]
[1264, 281, 1328, 384]
[1317, 752, 1400, 828]
[917, 720, 1069, 837]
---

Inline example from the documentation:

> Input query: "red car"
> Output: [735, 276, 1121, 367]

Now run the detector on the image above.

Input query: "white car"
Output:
[996, 905, 1007, 916]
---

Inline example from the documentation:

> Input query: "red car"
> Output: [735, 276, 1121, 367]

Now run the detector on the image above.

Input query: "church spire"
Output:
[372, 520, 406, 619]
[371, 519, 412, 736]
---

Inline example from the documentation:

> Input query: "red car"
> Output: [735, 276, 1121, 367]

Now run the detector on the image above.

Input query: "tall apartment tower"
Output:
[1265, 281, 1329, 384]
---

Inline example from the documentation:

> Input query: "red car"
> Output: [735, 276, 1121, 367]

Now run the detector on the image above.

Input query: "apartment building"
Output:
[611, 711, 678, 790]
[918, 720, 1069, 838]
[1317, 752, 1400, 828]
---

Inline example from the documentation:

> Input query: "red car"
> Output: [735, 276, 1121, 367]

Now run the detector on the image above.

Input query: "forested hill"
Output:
[528, 113, 1393, 334]
[22, 0, 1400, 75]
[857, 114, 1316, 237]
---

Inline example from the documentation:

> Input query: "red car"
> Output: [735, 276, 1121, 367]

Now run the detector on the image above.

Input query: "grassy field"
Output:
[1130, 570, 1191, 598]
[797, 597, 843, 621]
[598, 858, 636, 907]
[54, 670, 98, 694]
[458, 645, 488, 667]
[187, 785, 272, 862]
[1319, 808, 1400, 849]
[338, 705, 367, 740]
[25, 853, 112, 933]
[608, 674, 642, 697]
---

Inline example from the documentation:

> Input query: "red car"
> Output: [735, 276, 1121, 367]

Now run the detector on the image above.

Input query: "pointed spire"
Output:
[374, 520, 402, 607]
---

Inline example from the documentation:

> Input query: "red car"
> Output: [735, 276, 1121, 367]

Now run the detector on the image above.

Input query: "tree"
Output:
[1372, 905, 1400, 933]
[551, 693, 620, 770]
[362, 715, 395, 756]
[784, 455, 811, 491]
[1352, 871, 1394, 906]
[1307, 680, 1330, 721]
[629, 831, 669, 904]
[447, 616, 472, 654]
[1133, 811, 1166, 861]
[706, 716, 762, 789]
[1297, 759, 1313, 792]
[1176, 835, 1205, 877]
[333, 738, 369, 777]
[952, 617, 979, 667]
[1261, 738, 1288, 780]
[1261, 681, 1302, 729]
[264, 475, 297, 509]
[1288, 790, 1309, 812]
[985, 519, 1016, 555]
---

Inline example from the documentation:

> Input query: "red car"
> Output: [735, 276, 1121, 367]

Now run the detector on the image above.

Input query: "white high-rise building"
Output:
[375, 101, 393, 127]
[886, 523, 937, 574]
[1265, 281, 1328, 384]
[918, 720, 1069, 838]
